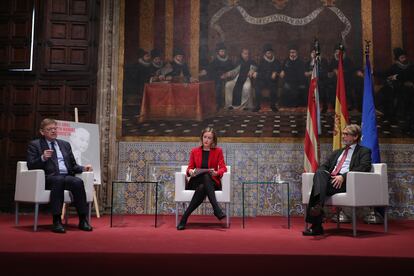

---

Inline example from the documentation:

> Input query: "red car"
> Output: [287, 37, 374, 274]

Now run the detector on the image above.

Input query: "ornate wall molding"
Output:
[210, 4, 351, 44]
[390, 0, 402, 52]
[96, 0, 121, 210]
[361, 0, 374, 71]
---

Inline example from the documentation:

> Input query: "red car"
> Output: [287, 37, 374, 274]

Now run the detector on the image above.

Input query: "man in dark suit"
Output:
[254, 43, 281, 112]
[27, 118, 93, 233]
[303, 124, 372, 236]
[207, 42, 234, 111]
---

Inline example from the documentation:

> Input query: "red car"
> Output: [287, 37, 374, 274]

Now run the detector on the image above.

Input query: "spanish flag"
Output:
[332, 50, 349, 150]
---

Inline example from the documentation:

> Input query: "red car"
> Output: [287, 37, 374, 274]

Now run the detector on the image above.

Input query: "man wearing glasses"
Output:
[303, 124, 372, 236]
[27, 118, 93, 233]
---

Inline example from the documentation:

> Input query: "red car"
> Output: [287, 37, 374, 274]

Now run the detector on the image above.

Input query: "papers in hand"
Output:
[190, 168, 212, 178]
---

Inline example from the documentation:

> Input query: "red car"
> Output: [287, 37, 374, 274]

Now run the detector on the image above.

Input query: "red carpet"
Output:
[1, 214, 414, 275]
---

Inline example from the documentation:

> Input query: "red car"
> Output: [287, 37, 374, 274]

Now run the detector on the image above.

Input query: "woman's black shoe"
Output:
[214, 211, 226, 220]
[177, 222, 186, 230]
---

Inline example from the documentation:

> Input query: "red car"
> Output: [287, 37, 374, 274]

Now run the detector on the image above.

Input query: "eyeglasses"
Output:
[44, 127, 57, 132]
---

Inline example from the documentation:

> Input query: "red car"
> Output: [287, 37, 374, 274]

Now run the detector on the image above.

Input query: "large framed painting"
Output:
[118, 0, 412, 141]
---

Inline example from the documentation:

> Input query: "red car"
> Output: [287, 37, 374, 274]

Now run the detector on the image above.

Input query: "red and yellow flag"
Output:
[333, 50, 349, 150]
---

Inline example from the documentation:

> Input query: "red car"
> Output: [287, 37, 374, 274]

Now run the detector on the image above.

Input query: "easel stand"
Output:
[61, 107, 100, 220]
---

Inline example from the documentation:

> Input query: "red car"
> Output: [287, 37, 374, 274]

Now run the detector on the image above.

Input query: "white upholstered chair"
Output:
[175, 165, 231, 228]
[14, 161, 94, 231]
[302, 163, 389, 237]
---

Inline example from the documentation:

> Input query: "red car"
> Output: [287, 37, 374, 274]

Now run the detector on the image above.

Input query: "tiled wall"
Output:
[115, 142, 414, 219]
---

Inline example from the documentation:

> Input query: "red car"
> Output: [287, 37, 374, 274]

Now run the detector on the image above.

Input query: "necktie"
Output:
[50, 141, 59, 172]
[50, 141, 57, 158]
[331, 146, 350, 176]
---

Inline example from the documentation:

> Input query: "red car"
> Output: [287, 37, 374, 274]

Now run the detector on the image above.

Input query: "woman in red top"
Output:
[177, 127, 227, 230]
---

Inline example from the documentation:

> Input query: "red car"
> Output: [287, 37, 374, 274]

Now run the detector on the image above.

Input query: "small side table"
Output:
[111, 180, 160, 228]
[242, 180, 290, 229]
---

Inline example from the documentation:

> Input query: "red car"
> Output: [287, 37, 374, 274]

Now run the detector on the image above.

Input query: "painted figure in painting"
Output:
[164, 48, 192, 83]
[253, 43, 281, 112]
[224, 48, 257, 110]
[280, 45, 307, 107]
[207, 42, 234, 111]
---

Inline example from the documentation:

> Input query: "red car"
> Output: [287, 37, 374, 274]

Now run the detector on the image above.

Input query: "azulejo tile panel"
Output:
[115, 142, 414, 219]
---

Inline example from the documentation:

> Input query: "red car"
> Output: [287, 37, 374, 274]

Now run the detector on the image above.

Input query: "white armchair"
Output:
[14, 161, 94, 231]
[302, 163, 389, 237]
[175, 165, 231, 228]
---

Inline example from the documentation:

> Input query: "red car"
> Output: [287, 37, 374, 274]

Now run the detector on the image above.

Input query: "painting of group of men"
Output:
[122, 41, 413, 133]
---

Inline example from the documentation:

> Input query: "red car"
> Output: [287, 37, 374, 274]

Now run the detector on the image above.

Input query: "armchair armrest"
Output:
[346, 171, 386, 206]
[76, 171, 95, 202]
[301, 173, 314, 204]
[15, 169, 46, 202]
[221, 171, 231, 202]
[174, 172, 186, 200]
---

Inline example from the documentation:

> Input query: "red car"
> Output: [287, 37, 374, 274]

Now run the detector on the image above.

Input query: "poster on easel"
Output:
[56, 120, 101, 184]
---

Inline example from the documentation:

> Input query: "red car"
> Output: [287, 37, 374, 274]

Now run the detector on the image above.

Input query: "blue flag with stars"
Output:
[361, 54, 381, 163]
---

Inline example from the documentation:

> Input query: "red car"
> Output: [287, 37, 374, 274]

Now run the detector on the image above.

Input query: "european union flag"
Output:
[361, 55, 381, 163]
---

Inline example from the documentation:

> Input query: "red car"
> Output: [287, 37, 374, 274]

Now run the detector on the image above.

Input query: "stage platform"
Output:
[1, 214, 413, 275]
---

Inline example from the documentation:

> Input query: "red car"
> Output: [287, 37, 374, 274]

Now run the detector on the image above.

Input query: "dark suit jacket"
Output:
[318, 144, 372, 183]
[27, 137, 84, 177]
[186, 146, 227, 188]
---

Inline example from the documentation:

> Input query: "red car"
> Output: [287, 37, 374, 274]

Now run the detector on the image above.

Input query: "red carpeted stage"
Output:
[1, 214, 414, 275]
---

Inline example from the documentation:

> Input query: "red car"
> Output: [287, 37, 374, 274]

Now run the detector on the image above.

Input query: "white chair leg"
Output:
[352, 207, 357, 237]
[15, 202, 19, 225]
[384, 207, 388, 233]
[34, 203, 39, 232]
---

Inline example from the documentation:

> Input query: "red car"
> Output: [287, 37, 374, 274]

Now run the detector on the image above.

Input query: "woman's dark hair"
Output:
[200, 127, 218, 148]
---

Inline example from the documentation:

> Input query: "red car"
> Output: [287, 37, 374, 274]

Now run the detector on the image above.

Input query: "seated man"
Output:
[164, 48, 192, 83]
[280, 45, 307, 107]
[254, 43, 281, 112]
[207, 42, 234, 111]
[149, 48, 165, 82]
[224, 48, 257, 110]
[303, 124, 372, 236]
[27, 118, 93, 233]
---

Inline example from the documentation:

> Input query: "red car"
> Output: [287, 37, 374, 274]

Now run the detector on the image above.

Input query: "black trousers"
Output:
[306, 170, 346, 225]
[180, 173, 222, 223]
[46, 175, 88, 216]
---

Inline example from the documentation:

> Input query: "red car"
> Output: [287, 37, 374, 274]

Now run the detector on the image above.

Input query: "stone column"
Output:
[96, 0, 121, 210]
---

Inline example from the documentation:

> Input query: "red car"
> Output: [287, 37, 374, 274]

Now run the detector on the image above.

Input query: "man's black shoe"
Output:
[52, 221, 66, 233]
[78, 219, 93, 231]
[271, 106, 278, 112]
[302, 225, 324, 236]
[253, 106, 260, 112]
